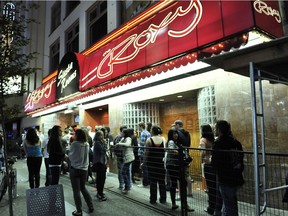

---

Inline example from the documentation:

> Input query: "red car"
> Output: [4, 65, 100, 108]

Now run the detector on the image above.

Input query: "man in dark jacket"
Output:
[211, 120, 244, 216]
[174, 120, 193, 198]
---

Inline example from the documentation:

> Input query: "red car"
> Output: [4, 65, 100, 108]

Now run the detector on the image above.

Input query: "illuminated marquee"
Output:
[24, 78, 56, 112]
[81, 0, 203, 90]
[57, 62, 77, 93]
[25, 0, 284, 112]
[254, 0, 281, 23]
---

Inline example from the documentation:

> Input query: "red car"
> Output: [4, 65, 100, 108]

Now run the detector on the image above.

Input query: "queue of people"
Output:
[20, 119, 244, 216]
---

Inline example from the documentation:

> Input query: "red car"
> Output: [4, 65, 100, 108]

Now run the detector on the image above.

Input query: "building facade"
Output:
[23, 1, 288, 178]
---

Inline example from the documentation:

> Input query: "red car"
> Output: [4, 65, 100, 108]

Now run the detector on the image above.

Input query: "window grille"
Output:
[123, 103, 159, 130]
[197, 86, 216, 127]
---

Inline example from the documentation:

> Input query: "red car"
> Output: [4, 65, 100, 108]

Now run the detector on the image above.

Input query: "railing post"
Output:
[179, 145, 187, 216]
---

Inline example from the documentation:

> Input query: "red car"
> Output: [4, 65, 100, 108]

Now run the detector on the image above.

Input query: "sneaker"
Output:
[72, 210, 83, 216]
[204, 207, 214, 215]
[137, 184, 148, 188]
[187, 205, 195, 212]
[122, 189, 129, 194]
[96, 194, 107, 201]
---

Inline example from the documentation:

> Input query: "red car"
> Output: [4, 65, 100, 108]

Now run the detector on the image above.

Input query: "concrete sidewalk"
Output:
[0, 158, 184, 216]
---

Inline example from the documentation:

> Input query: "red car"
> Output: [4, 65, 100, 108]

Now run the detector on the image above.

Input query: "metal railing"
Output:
[109, 146, 288, 216]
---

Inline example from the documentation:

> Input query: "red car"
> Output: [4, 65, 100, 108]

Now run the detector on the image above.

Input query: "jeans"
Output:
[219, 183, 239, 216]
[122, 162, 132, 190]
[140, 157, 149, 186]
[50, 166, 61, 185]
[69, 167, 93, 212]
[94, 163, 106, 196]
[204, 164, 216, 210]
[27, 157, 42, 188]
[117, 159, 124, 188]
[44, 158, 51, 186]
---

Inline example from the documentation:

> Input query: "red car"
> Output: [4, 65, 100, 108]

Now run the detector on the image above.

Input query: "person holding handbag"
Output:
[166, 128, 194, 212]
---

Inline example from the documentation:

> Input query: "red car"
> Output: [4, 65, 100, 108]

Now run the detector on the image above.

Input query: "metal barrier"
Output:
[26, 184, 65, 216]
[115, 146, 288, 216]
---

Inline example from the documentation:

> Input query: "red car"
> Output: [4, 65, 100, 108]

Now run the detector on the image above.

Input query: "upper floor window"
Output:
[66, 0, 80, 17]
[66, 21, 79, 53]
[49, 39, 60, 74]
[51, 1, 61, 33]
[87, 1, 107, 47]
[121, 1, 157, 23]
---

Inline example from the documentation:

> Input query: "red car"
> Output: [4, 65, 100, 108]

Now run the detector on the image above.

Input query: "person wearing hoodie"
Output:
[69, 129, 94, 216]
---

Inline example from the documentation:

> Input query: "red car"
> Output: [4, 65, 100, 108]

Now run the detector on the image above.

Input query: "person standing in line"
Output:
[69, 129, 94, 216]
[63, 128, 71, 154]
[116, 128, 135, 194]
[146, 122, 152, 134]
[144, 125, 166, 204]
[47, 125, 65, 185]
[174, 120, 193, 197]
[113, 125, 127, 190]
[82, 126, 94, 183]
[199, 124, 221, 215]
[100, 127, 111, 175]
[93, 130, 108, 201]
[23, 128, 43, 189]
[137, 122, 151, 187]
[211, 120, 244, 216]
[166, 128, 194, 212]
[131, 130, 140, 183]
[42, 129, 51, 186]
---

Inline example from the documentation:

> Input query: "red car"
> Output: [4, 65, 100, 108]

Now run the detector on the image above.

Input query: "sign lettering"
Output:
[81, 0, 203, 88]
[24, 78, 56, 111]
[254, 0, 281, 23]
[57, 62, 77, 93]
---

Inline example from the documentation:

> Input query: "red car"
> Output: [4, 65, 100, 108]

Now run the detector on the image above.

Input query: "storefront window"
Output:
[197, 86, 216, 127]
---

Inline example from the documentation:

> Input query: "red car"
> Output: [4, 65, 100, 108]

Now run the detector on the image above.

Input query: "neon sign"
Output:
[57, 62, 77, 93]
[25, 78, 56, 111]
[81, 0, 203, 89]
[254, 0, 281, 23]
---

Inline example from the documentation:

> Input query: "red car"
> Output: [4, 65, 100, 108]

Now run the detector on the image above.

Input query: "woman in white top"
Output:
[199, 124, 217, 215]
[117, 128, 135, 194]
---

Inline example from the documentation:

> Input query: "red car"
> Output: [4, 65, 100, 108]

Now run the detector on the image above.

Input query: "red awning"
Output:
[27, 33, 248, 115]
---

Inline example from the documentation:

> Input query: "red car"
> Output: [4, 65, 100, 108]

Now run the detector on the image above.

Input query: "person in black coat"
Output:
[47, 125, 66, 185]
